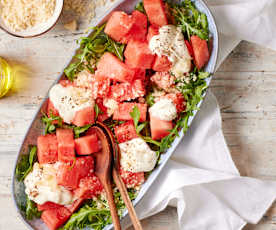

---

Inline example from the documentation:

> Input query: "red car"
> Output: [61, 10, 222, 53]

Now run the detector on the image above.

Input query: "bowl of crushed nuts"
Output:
[0, 0, 64, 37]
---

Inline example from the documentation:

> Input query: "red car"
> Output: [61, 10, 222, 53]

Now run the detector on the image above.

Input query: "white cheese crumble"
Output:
[103, 98, 119, 116]
[74, 69, 95, 89]
[119, 138, 158, 173]
[24, 163, 73, 205]
[49, 84, 94, 124]
[149, 25, 192, 77]
[149, 98, 177, 121]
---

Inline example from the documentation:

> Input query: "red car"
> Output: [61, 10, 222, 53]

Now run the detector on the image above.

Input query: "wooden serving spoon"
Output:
[90, 125, 121, 230]
[96, 122, 143, 230]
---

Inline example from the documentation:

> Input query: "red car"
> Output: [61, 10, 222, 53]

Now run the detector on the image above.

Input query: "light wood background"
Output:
[1, 12, 276, 230]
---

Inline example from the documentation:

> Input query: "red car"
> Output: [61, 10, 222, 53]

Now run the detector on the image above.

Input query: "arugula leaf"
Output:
[42, 112, 62, 135]
[129, 106, 140, 129]
[135, 1, 146, 14]
[64, 24, 125, 81]
[62, 189, 138, 230]
[171, 0, 209, 40]
[94, 103, 103, 121]
[16, 146, 37, 181]
[26, 197, 41, 220]
[73, 125, 92, 138]
[146, 93, 155, 107]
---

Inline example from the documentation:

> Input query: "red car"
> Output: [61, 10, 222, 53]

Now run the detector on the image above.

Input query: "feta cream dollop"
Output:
[24, 162, 73, 205]
[103, 98, 119, 116]
[49, 84, 94, 124]
[119, 138, 158, 173]
[149, 25, 191, 77]
[149, 98, 177, 121]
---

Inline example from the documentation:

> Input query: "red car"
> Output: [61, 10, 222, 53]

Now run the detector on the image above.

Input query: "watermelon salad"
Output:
[15, 0, 212, 229]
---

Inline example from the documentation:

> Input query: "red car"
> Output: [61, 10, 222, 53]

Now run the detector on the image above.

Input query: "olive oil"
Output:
[0, 57, 13, 98]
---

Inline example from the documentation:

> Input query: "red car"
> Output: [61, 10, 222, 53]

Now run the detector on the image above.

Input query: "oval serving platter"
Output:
[12, 0, 218, 229]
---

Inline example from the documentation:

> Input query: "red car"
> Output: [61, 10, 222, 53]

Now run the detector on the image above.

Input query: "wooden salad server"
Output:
[96, 122, 143, 230]
[89, 125, 121, 230]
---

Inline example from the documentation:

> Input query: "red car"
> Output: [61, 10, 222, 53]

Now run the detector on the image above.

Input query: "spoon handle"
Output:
[113, 168, 143, 230]
[103, 182, 122, 230]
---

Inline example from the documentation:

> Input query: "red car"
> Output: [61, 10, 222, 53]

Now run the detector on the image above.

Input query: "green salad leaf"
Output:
[135, 1, 146, 14]
[94, 103, 103, 121]
[26, 197, 42, 220]
[62, 189, 137, 230]
[16, 146, 37, 181]
[42, 112, 62, 135]
[170, 0, 209, 40]
[64, 24, 125, 81]
[73, 124, 92, 138]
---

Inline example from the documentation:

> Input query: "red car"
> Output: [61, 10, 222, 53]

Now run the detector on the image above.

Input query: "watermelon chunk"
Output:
[150, 71, 175, 91]
[75, 134, 101, 155]
[57, 162, 80, 189]
[110, 79, 146, 102]
[152, 55, 172, 72]
[113, 103, 147, 122]
[144, 0, 168, 27]
[56, 128, 75, 163]
[124, 39, 155, 69]
[126, 10, 148, 41]
[190, 35, 210, 69]
[150, 115, 173, 140]
[104, 11, 134, 44]
[91, 75, 111, 99]
[133, 68, 146, 81]
[72, 106, 95, 127]
[74, 176, 104, 199]
[147, 25, 159, 42]
[185, 40, 194, 58]
[120, 168, 145, 188]
[75, 156, 94, 178]
[37, 202, 63, 212]
[41, 206, 71, 230]
[114, 121, 138, 143]
[37, 134, 58, 164]
[96, 52, 135, 83]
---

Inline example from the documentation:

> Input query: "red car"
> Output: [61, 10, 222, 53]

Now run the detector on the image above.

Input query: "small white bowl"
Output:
[0, 0, 63, 38]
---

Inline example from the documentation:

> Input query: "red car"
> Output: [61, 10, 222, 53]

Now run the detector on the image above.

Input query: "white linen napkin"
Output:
[121, 1, 276, 229]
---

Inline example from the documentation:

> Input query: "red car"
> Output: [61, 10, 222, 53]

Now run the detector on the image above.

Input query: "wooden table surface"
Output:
[1, 13, 276, 230]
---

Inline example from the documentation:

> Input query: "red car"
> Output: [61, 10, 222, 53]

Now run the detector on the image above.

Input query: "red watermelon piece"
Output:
[37, 134, 58, 164]
[144, 0, 168, 27]
[125, 39, 155, 69]
[41, 206, 71, 230]
[57, 162, 80, 189]
[185, 40, 194, 58]
[150, 115, 173, 140]
[190, 35, 210, 69]
[91, 75, 111, 99]
[133, 68, 146, 81]
[75, 134, 101, 155]
[72, 106, 95, 127]
[74, 176, 104, 199]
[150, 71, 175, 91]
[152, 55, 172, 72]
[147, 25, 159, 42]
[104, 11, 134, 44]
[126, 10, 148, 41]
[96, 52, 135, 83]
[113, 102, 147, 122]
[120, 168, 145, 188]
[75, 156, 95, 178]
[114, 121, 138, 143]
[37, 202, 63, 212]
[56, 128, 75, 163]
[109, 79, 146, 102]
